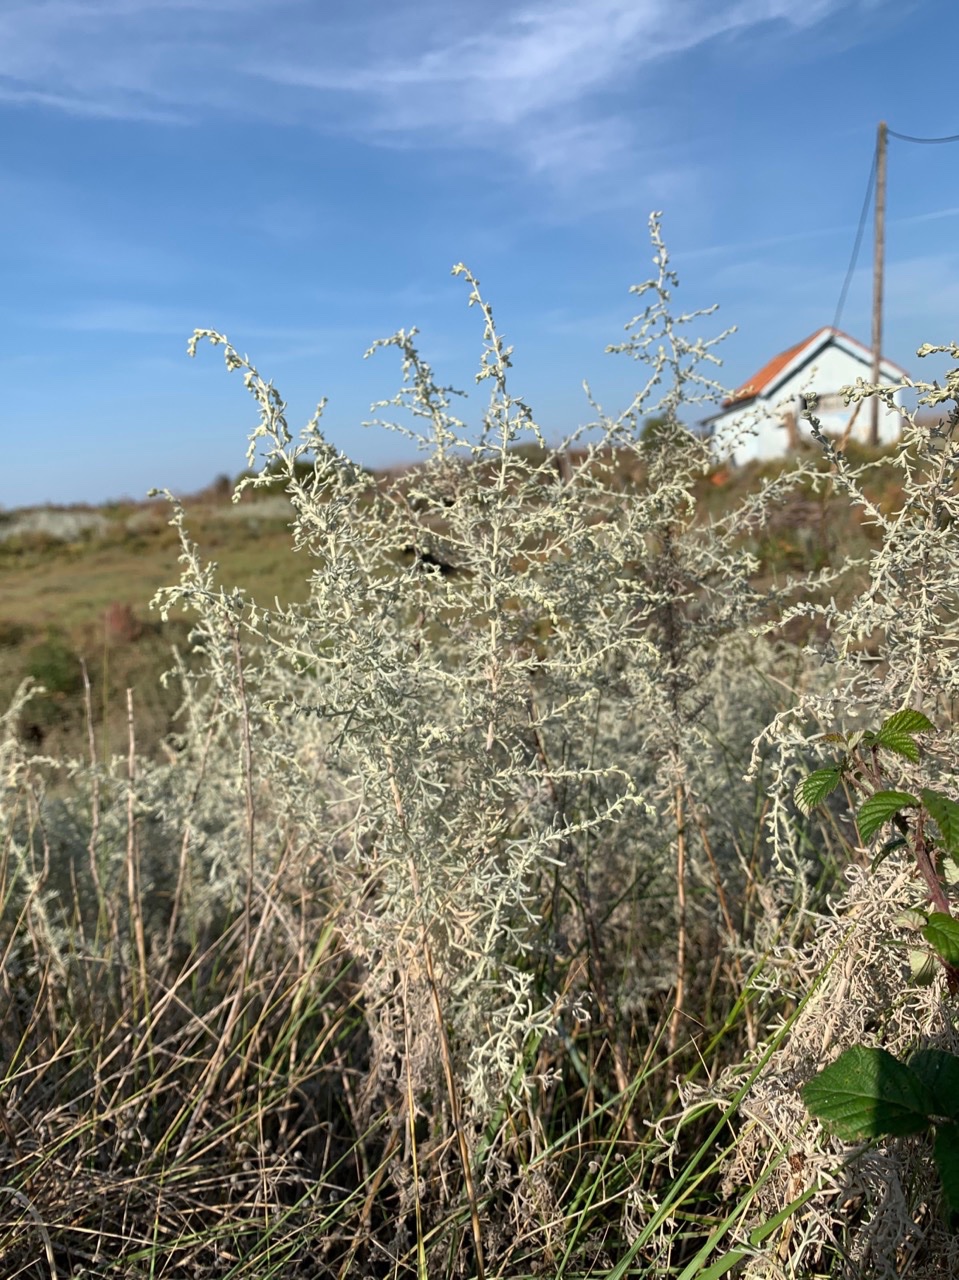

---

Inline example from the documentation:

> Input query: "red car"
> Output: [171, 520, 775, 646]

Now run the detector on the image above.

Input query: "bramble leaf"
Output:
[795, 767, 843, 815]
[861, 711, 934, 761]
[909, 1050, 959, 1121]
[922, 913, 959, 967]
[920, 789, 959, 857]
[909, 949, 938, 985]
[865, 731, 921, 762]
[935, 1124, 959, 1214]
[857, 791, 919, 844]
[802, 1045, 934, 1139]
[896, 908, 929, 930]
[876, 709, 936, 738]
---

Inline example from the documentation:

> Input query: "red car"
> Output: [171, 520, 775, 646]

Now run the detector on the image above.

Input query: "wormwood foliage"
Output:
[680, 351, 959, 1279]
[791, 709, 959, 1219]
[163, 216, 810, 1132]
[1, 219, 841, 1277]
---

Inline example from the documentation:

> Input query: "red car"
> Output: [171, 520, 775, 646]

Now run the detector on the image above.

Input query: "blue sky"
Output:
[2, 0, 958, 509]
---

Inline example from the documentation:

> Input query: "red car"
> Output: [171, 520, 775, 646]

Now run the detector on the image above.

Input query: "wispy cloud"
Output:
[683, 205, 959, 263]
[0, 81, 184, 122]
[258, 0, 842, 131]
[0, 0, 864, 193]
[42, 300, 384, 350]
[250, 0, 857, 193]
[46, 301, 206, 334]
[0, 0, 266, 123]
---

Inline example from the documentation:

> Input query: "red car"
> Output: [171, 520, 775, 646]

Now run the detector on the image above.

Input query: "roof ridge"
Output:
[723, 327, 908, 408]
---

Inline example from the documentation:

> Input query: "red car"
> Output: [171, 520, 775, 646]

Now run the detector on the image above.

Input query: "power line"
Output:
[833, 126, 959, 330]
[887, 128, 959, 144]
[833, 144, 877, 331]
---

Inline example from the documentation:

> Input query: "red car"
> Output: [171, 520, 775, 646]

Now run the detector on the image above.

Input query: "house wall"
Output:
[712, 344, 905, 465]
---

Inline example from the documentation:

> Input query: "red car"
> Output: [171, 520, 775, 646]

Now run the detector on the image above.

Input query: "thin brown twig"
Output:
[667, 782, 688, 1057]
[233, 626, 257, 972]
[688, 795, 757, 1050]
[79, 657, 116, 947]
[527, 713, 638, 1143]
[0, 1187, 59, 1280]
[162, 690, 222, 970]
[384, 743, 487, 1280]
[125, 689, 150, 1013]
[172, 622, 262, 1160]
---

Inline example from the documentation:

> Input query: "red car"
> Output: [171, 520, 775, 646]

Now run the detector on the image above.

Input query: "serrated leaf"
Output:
[923, 913, 959, 967]
[920, 789, 959, 857]
[910, 1051, 959, 1121]
[795, 767, 843, 815]
[935, 1123, 959, 1214]
[861, 715, 928, 759]
[896, 908, 929, 930]
[909, 949, 938, 985]
[802, 1045, 934, 1139]
[877, 709, 936, 738]
[872, 731, 921, 762]
[857, 790, 919, 844]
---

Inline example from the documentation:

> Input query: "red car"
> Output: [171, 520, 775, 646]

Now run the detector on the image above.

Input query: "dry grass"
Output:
[0, 671, 783, 1279]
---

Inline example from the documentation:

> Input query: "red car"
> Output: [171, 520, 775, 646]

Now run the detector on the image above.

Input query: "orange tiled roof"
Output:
[723, 330, 823, 407]
[723, 326, 910, 409]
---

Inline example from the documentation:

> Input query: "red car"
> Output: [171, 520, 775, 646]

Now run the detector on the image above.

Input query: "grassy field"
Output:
[0, 486, 317, 759]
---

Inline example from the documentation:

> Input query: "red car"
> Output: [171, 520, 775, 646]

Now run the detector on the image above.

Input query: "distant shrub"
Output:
[0, 619, 27, 647]
[209, 471, 232, 500]
[24, 630, 81, 696]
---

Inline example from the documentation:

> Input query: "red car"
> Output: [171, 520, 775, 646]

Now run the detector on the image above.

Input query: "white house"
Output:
[705, 327, 910, 465]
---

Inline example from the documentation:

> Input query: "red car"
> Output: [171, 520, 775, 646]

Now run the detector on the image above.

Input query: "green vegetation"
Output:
[3, 222, 959, 1277]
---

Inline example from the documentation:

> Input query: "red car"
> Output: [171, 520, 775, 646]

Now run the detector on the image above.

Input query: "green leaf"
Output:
[871, 835, 909, 872]
[920, 789, 959, 857]
[868, 731, 921, 762]
[923, 914, 959, 967]
[857, 791, 919, 844]
[896, 908, 929, 930]
[795, 767, 843, 815]
[935, 1124, 959, 1215]
[909, 949, 938, 985]
[802, 1045, 934, 1139]
[910, 1051, 959, 1121]
[676, 1186, 819, 1280]
[860, 710, 934, 764]
[877, 709, 936, 738]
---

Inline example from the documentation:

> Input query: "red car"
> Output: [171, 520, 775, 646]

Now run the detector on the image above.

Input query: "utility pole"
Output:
[870, 120, 887, 447]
